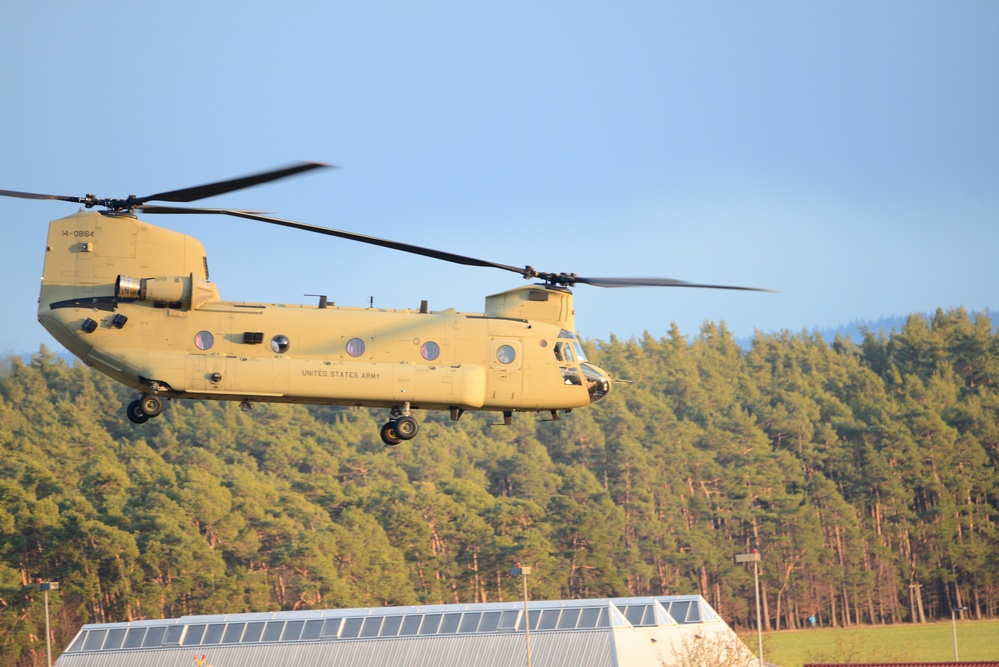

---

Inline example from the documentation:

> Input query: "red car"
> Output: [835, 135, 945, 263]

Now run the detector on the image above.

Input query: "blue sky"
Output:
[2, 1, 997, 356]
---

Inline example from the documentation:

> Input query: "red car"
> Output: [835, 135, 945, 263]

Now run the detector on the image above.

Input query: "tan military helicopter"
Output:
[3, 163, 768, 445]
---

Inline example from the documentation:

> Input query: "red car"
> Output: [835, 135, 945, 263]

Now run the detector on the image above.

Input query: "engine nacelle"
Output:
[115, 274, 218, 310]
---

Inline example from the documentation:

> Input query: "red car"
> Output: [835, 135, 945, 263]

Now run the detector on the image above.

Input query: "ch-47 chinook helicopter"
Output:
[3, 162, 769, 445]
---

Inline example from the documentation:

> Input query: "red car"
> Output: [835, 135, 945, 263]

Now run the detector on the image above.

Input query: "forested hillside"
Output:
[1, 308, 997, 665]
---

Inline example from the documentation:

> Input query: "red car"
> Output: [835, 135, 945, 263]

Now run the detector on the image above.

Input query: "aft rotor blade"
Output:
[0, 189, 86, 204]
[135, 161, 333, 205]
[225, 211, 534, 278]
[572, 276, 775, 291]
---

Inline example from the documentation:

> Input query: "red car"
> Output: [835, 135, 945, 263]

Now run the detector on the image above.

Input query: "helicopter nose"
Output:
[581, 363, 611, 403]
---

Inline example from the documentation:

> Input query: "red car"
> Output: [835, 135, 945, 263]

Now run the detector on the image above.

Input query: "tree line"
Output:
[1, 307, 996, 666]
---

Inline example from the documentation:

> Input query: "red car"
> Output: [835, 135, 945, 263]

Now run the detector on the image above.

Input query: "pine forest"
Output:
[1, 307, 997, 665]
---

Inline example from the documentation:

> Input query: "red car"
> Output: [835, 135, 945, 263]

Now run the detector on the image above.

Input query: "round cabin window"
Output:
[496, 344, 516, 365]
[270, 334, 291, 354]
[194, 331, 214, 351]
[421, 341, 440, 361]
[346, 338, 366, 357]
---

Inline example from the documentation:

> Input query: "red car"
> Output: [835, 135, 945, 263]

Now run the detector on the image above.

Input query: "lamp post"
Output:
[735, 551, 763, 667]
[951, 606, 967, 661]
[510, 564, 533, 667]
[39, 581, 59, 667]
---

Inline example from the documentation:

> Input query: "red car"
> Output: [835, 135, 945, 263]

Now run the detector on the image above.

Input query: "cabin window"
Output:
[496, 344, 516, 365]
[270, 335, 291, 354]
[421, 341, 440, 361]
[561, 367, 582, 386]
[194, 331, 214, 351]
[346, 338, 366, 357]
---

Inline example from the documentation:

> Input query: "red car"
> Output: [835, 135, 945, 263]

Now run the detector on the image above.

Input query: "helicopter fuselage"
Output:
[38, 211, 610, 434]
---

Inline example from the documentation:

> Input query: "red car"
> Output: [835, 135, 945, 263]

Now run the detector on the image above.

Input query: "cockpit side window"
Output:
[554, 342, 575, 363]
[556, 330, 587, 362]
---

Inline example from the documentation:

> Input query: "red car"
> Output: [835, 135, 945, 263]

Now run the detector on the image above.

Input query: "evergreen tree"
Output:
[1, 308, 998, 666]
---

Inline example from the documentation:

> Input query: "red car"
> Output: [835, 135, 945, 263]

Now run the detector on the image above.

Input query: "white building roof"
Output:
[56, 595, 746, 667]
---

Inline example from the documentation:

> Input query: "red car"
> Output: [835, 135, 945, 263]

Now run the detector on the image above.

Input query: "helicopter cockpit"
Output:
[554, 329, 587, 363]
[555, 330, 610, 403]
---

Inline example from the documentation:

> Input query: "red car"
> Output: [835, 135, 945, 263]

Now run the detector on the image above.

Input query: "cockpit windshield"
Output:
[556, 329, 588, 362]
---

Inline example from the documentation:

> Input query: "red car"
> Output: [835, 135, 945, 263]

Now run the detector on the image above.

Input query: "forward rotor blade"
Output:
[572, 276, 775, 291]
[226, 211, 533, 278]
[135, 161, 333, 205]
[0, 189, 86, 204]
[134, 205, 268, 215]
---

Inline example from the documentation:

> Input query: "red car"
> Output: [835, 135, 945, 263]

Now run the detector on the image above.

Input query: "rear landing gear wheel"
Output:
[380, 422, 401, 446]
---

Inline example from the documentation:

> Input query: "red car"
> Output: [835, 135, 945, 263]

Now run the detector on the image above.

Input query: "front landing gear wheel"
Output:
[127, 399, 150, 424]
[140, 394, 164, 417]
[126, 394, 164, 424]
[380, 422, 402, 446]
[394, 415, 419, 440]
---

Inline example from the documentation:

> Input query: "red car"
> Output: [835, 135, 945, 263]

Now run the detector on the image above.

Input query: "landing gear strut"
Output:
[380, 403, 419, 446]
[127, 394, 164, 424]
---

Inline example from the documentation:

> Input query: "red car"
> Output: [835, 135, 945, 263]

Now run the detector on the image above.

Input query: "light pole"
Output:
[951, 606, 967, 661]
[510, 564, 533, 667]
[39, 581, 59, 667]
[735, 551, 763, 667]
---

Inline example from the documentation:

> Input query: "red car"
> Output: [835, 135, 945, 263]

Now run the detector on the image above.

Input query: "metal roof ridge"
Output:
[74, 596, 729, 632]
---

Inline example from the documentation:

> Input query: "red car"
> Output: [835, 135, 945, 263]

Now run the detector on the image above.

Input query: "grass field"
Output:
[741, 619, 999, 667]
